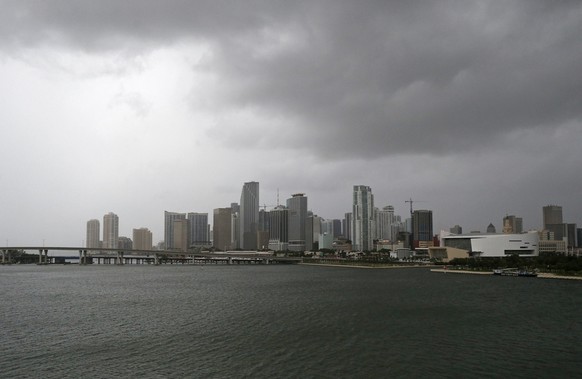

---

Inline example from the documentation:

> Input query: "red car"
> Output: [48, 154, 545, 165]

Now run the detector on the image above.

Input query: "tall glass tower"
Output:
[239, 181, 259, 250]
[352, 185, 374, 251]
[287, 193, 307, 252]
[103, 212, 119, 249]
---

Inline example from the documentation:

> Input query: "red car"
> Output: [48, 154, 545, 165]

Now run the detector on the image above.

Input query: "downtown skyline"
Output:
[80, 181, 578, 250]
[1, 1, 581, 246]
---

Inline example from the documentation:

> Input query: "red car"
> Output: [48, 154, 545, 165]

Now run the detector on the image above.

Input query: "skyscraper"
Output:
[103, 212, 119, 249]
[352, 185, 374, 251]
[86, 219, 100, 249]
[343, 212, 353, 241]
[173, 219, 189, 252]
[164, 211, 186, 250]
[503, 215, 523, 234]
[239, 181, 259, 250]
[268, 205, 289, 251]
[188, 212, 209, 246]
[543, 205, 563, 228]
[213, 207, 232, 251]
[413, 210, 433, 248]
[543, 205, 565, 241]
[133, 228, 153, 250]
[287, 193, 307, 251]
[376, 205, 396, 241]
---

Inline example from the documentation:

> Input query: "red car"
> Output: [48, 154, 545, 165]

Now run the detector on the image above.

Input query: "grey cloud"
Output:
[3, 1, 581, 159]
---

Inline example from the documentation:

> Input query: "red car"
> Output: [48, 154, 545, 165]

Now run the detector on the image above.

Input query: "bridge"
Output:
[0, 247, 302, 265]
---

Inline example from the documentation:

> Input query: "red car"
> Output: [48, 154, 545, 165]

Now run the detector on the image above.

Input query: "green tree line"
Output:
[449, 252, 582, 276]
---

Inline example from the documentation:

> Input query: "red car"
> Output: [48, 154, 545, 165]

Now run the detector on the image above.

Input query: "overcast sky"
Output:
[1, 1, 581, 246]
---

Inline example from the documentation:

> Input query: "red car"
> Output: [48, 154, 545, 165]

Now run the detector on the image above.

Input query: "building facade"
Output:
[133, 228, 153, 250]
[287, 193, 307, 252]
[188, 212, 209, 246]
[213, 207, 232, 252]
[239, 181, 259, 250]
[413, 210, 433, 248]
[352, 185, 374, 251]
[86, 219, 100, 249]
[173, 219, 189, 252]
[268, 206, 289, 251]
[502, 215, 523, 234]
[376, 205, 396, 241]
[103, 212, 119, 249]
[164, 211, 186, 250]
[442, 231, 539, 257]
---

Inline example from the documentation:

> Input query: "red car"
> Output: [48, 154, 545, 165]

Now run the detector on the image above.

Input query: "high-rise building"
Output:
[305, 211, 314, 251]
[86, 219, 100, 249]
[413, 210, 433, 248]
[133, 228, 153, 250]
[343, 212, 353, 241]
[188, 212, 209, 246]
[450, 225, 462, 235]
[164, 211, 186, 250]
[239, 181, 259, 250]
[503, 215, 523, 234]
[332, 219, 342, 238]
[287, 193, 307, 252]
[117, 236, 133, 250]
[268, 206, 289, 251]
[352, 185, 374, 251]
[543, 205, 565, 241]
[173, 219, 189, 252]
[543, 205, 563, 229]
[103, 212, 119, 249]
[487, 223, 496, 234]
[376, 205, 396, 241]
[566, 223, 577, 249]
[213, 208, 232, 251]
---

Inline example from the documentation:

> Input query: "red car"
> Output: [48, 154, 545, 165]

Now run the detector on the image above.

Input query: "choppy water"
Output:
[1, 264, 581, 378]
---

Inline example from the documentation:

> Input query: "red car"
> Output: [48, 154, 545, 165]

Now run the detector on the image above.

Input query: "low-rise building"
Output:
[440, 231, 539, 258]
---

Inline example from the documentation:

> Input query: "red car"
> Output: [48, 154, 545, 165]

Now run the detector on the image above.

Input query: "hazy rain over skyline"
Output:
[1, 1, 581, 246]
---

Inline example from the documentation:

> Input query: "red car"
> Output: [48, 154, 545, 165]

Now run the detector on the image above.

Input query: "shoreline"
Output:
[299, 262, 436, 269]
[431, 268, 582, 280]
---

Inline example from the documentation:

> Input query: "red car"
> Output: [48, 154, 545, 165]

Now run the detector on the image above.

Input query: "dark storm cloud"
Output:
[2, 0, 581, 159]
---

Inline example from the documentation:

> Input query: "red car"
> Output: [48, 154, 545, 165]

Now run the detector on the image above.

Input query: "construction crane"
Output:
[259, 189, 281, 211]
[405, 198, 428, 247]
[405, 198, 424, 216]
[259, 204, 277, 211]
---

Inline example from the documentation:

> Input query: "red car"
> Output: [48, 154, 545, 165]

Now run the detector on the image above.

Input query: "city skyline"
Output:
[80, 186, 577, 251]
[1, 2, 581, 246]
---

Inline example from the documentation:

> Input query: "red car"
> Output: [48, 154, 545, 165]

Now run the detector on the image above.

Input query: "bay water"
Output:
[1, 264, 581, 378]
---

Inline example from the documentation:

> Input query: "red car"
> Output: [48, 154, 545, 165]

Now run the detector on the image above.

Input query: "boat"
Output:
[493, 268, 537, 277]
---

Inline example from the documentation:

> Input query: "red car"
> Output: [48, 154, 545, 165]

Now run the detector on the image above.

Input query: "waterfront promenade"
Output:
[430, 268, 582, 280]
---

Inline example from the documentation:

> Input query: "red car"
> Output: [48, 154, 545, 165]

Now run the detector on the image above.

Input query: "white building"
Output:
[103, 212, 119, 249]
[86, 219, 100, 249]
[440, 231, 539, 258]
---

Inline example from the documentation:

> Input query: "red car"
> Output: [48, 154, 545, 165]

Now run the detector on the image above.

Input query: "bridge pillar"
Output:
[79, 249, 87, 265]
[39, 249, 43, 264]
[116, 251, 124, 265]
[44, 249, 48, 264]
[1, 249, 5, 264]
